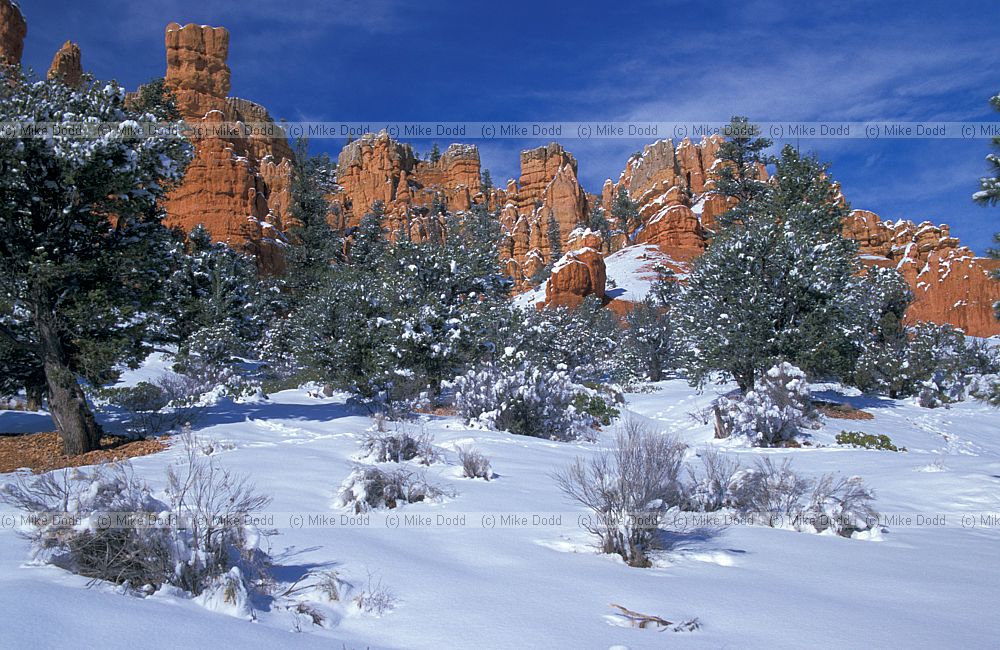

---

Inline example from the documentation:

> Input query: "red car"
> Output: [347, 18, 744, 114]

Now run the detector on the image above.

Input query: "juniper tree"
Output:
[126, 77, 181, 122]
[713, 116, 772, 230]
[681, 125, 859, 393]
[0, 70, 192, 453]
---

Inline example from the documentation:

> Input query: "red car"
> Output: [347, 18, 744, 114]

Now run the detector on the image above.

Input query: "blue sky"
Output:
[19, 0, 1000, 253]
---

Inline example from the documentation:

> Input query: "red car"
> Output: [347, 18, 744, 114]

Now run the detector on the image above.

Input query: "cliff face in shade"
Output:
[161, 23, 293, 272]
[0, 0, 25, 66]
[47, 41, 82, 87]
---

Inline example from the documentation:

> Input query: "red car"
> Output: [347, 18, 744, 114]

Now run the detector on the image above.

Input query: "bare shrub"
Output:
[353, 572, 397, 616]
[804, 473, 878, 537]
[457, 446, 492, 480]
[338, 466, 447, 513]
[724, 457, 878, 536]
[683, 449, 742, 512]
[0, 428, 273, 597]
[727, 457, 810, 517]
[361, 424, 441, 465]
[553, 419, 687, 567]
[165, 427, 274, 595]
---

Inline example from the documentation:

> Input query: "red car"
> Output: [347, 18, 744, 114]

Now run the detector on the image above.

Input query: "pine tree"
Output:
[624, 267, 681, 381]
[284, 137, 342, 295]
[429, 143, 441, 163]
[0, 70, 192, 453]
[974, 93, 1000, 207]
[713, 116, 772, 230]
[547, 213, 563, 263]
[127, 77, 181, 121]
[610, 187, 639, 240]
[350, 201, 388, 270]
[973, 92, 1000, 321]
[480, 169, 493, 197]
[681, 127, 859, 393]
[588, 202, 611, 243]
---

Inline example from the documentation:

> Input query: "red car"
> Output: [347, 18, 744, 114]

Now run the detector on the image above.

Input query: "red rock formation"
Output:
[544, 248, 607, 309]
[164, 23, 230, 119]
[332, 133, 481, 240]
[0, 0, 25, 66]
[47, 40, 82, 87]
[845, 210, 999, 336]
[161, 24, 292, 272]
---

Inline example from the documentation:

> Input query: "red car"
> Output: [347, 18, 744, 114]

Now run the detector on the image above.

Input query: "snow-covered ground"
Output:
[2, 374, 999, 649]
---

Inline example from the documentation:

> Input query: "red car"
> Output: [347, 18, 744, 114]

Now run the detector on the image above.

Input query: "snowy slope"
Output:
[2, 376, 999, 649]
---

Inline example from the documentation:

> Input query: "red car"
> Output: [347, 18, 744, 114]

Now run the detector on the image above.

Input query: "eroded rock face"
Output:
[845, 210, 1000, 336]
[47, 40, 82, 87]
[161, 23, 292, 272]
[0, 0, 26, 66]
[164, 23, 230, 119]
[544, 247, 607, 309]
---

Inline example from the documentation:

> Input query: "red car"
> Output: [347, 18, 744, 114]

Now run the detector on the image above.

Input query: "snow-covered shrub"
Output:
[0, 430, 273, 596]
[969, 373, 1000, 407]
[716, 362, 819, 446]
[725, 457, 878, 537]
[683, 449, 742, 512]
[454, 362, 602, 441]
[457, 447, 493, 480]
[553, 420, 687, 567]
[338, 466, 446, 512]
[726, 458, 811, 517]
[361, 424, 441, 465]
[1, 464, 173, 588]
[804, 474, 878, 537]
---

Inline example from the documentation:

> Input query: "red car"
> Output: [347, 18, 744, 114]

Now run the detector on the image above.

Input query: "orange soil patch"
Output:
[0, 431, 168, 474]
[815, 401, 875, 421]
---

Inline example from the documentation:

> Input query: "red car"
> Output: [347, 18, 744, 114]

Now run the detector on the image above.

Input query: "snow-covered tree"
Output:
[681, 131, 859, 393]
[283, 137, 342, 295]
[0, 70, 192, 453]
[973, 92, 1000, 207]
[623, 267, 682, 382]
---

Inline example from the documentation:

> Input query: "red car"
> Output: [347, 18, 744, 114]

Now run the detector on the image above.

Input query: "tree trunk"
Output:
[25, 385, 43, 411]
[34, 308, 102, 455]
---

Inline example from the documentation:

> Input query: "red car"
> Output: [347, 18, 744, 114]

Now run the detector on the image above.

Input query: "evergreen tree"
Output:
[0, 70, 192, 453]
[588, 202, 611, 242]
[480, 169, 493, 196]
[547, 213, 563, 263]
[973, 92, 1000, 321]
[973, 92, 1000, 206]
[429, 143, 441, 163]
[623, 267, 681, 381]
[681, 127, 859, 393]
[713, 116, 772, 230]
[849, 267, 914, 397]
[610, 187, 639, 239]
[127, 77, 181, 122]
[158, 225, 278, 372]
[284, 137, 342, 294]
[350, 201, 389, 270]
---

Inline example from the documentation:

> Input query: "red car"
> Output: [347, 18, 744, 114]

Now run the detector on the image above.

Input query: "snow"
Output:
[604, 245, 688, 302]
[2, 366, 1000, 648]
